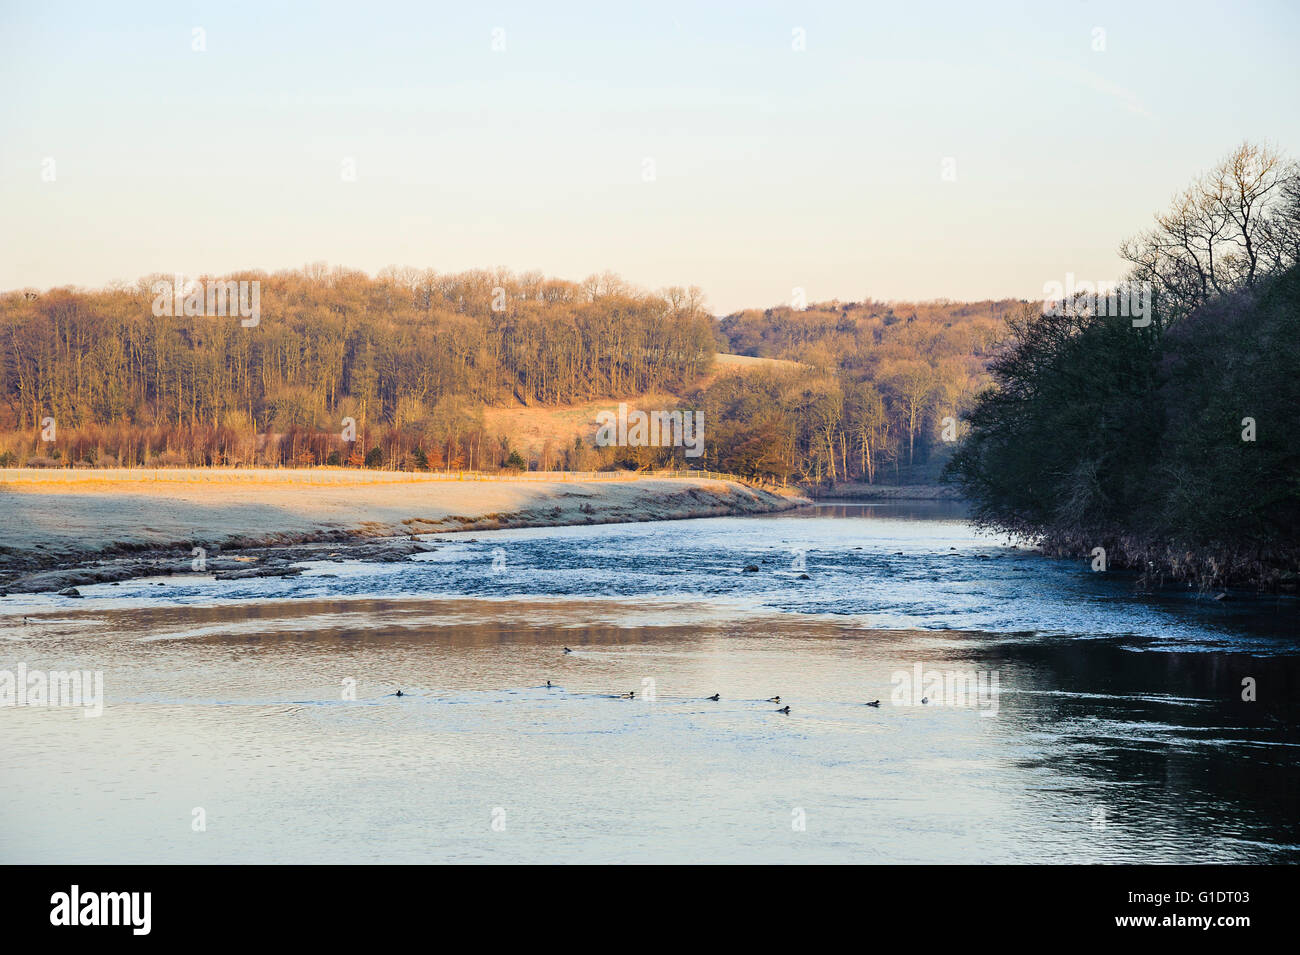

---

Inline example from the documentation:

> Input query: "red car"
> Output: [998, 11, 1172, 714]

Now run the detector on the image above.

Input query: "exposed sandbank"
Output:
[0, 469, 807, 593]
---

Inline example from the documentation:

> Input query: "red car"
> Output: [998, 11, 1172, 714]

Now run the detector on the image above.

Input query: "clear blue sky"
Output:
[2, 0, 1297, 313]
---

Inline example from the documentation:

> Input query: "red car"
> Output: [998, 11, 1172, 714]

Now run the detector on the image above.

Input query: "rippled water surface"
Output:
[2, 503, 1296, 863]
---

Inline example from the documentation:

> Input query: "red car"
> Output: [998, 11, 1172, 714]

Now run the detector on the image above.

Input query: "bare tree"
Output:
[1121, 142, 1299, 320]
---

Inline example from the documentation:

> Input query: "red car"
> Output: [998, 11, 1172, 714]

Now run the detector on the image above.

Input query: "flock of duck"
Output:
[554, 645, 898, 712]
[388, 645, 918, 712]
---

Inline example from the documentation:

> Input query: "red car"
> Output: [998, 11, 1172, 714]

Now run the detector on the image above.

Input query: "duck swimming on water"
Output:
[563, 647, 573, 654]
[706, 693, 720, 701]
[394, 690, 405, 698]
[766, 696, 781, 703]
[865, 700, 880, 707]
[776, 705, 791, 714]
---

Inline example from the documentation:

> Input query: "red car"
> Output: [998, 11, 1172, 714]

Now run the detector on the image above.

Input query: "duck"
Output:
[865, 700, 880, 707]
[766, 696, 781, 703]
[394, 690, 405, 698]
[622, 690, 635, 699]
[545, 680, 553, 688]
[921, 697, 929, 704]
[563, 647, 573, 654]
[776, 705, 791, 714]
[706, 693, 720, 701]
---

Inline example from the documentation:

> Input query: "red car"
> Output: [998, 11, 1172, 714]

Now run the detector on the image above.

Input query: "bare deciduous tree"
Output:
[1121, 142, 1300, 319]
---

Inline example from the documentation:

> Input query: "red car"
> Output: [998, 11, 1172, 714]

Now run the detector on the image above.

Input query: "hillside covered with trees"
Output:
[0, 268, 716, 472]
[0, 265, 1009, 483]
[708, 298, 1014, 484]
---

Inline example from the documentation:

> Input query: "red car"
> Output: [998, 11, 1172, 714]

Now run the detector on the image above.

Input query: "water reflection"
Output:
[2, 585, 1296, 863]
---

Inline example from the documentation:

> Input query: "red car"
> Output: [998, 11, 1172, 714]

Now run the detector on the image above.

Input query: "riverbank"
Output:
[810, 483, 964, 501]
[0, 469, 807, 593]
[1032, 530, 1300, 594]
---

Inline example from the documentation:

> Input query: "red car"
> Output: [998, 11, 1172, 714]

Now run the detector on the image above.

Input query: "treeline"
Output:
[0, 259, 1013, 480]
[703, 299, 1012, 484]
[0, 267, 715, 469]
[947, 143, 1300, 589]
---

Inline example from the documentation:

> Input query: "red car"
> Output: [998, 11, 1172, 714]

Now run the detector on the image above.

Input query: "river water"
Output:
[2, 503, 1296, 863]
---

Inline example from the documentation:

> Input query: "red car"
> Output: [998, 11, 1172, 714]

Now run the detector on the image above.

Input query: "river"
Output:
[2, 502, 1296, 862]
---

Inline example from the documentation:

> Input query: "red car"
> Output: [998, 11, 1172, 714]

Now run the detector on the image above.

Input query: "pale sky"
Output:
[2, 0, 1298, 314]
